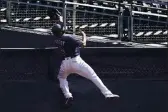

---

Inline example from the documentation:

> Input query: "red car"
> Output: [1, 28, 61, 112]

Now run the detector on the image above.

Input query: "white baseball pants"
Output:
[57, 55, 112, 98]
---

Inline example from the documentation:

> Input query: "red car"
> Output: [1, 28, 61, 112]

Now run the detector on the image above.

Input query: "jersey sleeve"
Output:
[69, 35, 83, 46]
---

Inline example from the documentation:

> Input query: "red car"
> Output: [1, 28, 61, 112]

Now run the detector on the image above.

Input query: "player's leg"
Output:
[72, 57, 119, 98]
[58, 76, 73, 108]
[57, 60, 73, 99]
[57, 60, 74, 108]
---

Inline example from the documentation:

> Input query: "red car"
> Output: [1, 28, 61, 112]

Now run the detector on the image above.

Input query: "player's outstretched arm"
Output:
[79, 29, 87, 47]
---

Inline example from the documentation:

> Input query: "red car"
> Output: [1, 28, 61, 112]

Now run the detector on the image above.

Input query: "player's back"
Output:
[54, 34, 82, 58]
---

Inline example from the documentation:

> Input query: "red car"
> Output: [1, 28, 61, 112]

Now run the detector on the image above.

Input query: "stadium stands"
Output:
[0, 0, 7, 25]
[0, 0, 167, 42]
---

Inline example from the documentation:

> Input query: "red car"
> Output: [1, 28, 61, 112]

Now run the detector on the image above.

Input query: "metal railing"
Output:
[0, 0, 168, 43]
[0, 0, 7, 26]
[4, 0, 120, 38]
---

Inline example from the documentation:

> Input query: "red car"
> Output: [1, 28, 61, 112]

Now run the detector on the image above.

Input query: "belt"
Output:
[63, 55, 78, 60]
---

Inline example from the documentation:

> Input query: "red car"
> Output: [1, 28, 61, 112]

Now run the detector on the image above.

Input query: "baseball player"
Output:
[51, 24, 119, 106]
[47, 8, 63, 25]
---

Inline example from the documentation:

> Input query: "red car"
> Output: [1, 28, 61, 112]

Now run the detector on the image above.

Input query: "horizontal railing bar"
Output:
[133, 17, 168, 24]
[10, 1, 117, 11]
[65, 1, 117, 10]
[46, 0, 168, 11]
[66, 8, 119, 17]
[133, 11, 168, 18]
[9, 1, 168, 13]
[9, 1, 63, 10]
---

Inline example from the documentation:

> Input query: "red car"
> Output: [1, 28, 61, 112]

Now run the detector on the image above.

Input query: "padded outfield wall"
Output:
[0, 29, 168, 80]
[0, 29, 168, 112]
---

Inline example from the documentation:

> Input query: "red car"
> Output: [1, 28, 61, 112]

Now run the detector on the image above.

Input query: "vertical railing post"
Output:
[6, 1, 11, 25]
[118, 16, 120, 40]
[130, 1, 133, 41]
[167, 6, 168, 47]
[118, 15, 123, 40]
[63, 0, 67, 30]
[118, 0, 123, 40]
[128, 16, 130, 40]
[72, 0, 77, 35]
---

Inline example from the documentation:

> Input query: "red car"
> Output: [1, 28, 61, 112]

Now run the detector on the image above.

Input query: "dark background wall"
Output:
[0, 29, 168, 112]
[0, 48, 167, 81]
[0, 29, 55, 48]
[0, 29, 167, 80]
[0, 29, 125, 48]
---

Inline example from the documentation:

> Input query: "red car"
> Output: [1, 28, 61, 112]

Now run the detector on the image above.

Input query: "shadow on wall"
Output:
[0, 48, 167, 80]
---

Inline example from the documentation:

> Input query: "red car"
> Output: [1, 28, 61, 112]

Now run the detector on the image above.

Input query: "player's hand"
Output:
[55, 13, 63, 22]
[76, 28, 83, 35]
[79, 28, 85, 34]
[79, 29, 87, 46]
[82, 42, 86, 46]
[78, 28, 82, 32]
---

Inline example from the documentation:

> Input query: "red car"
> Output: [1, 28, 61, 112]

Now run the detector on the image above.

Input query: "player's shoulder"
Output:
[61, 34, 77, 41]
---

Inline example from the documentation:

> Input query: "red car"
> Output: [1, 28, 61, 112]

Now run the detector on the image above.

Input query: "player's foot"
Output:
[105, 93, 120, 98]
[60, 97, 73, 110]
[64, 97, 73, 108]
[104, 91, 120, 99]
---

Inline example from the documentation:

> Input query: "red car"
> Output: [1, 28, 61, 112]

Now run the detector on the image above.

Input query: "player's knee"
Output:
[58, 78, 68, 87]
[88, 73, 98, 80]
[57, 74, 66, 80]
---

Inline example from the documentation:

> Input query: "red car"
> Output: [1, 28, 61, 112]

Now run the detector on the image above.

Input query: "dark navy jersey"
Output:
[54, 34, 83, 58]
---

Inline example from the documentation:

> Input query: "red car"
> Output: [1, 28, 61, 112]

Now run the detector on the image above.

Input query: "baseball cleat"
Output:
[105, 93, 120, 98]
[61, 97, 73, 109]
[65, 97, 73, 106]
[104, 91, 120, 99]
